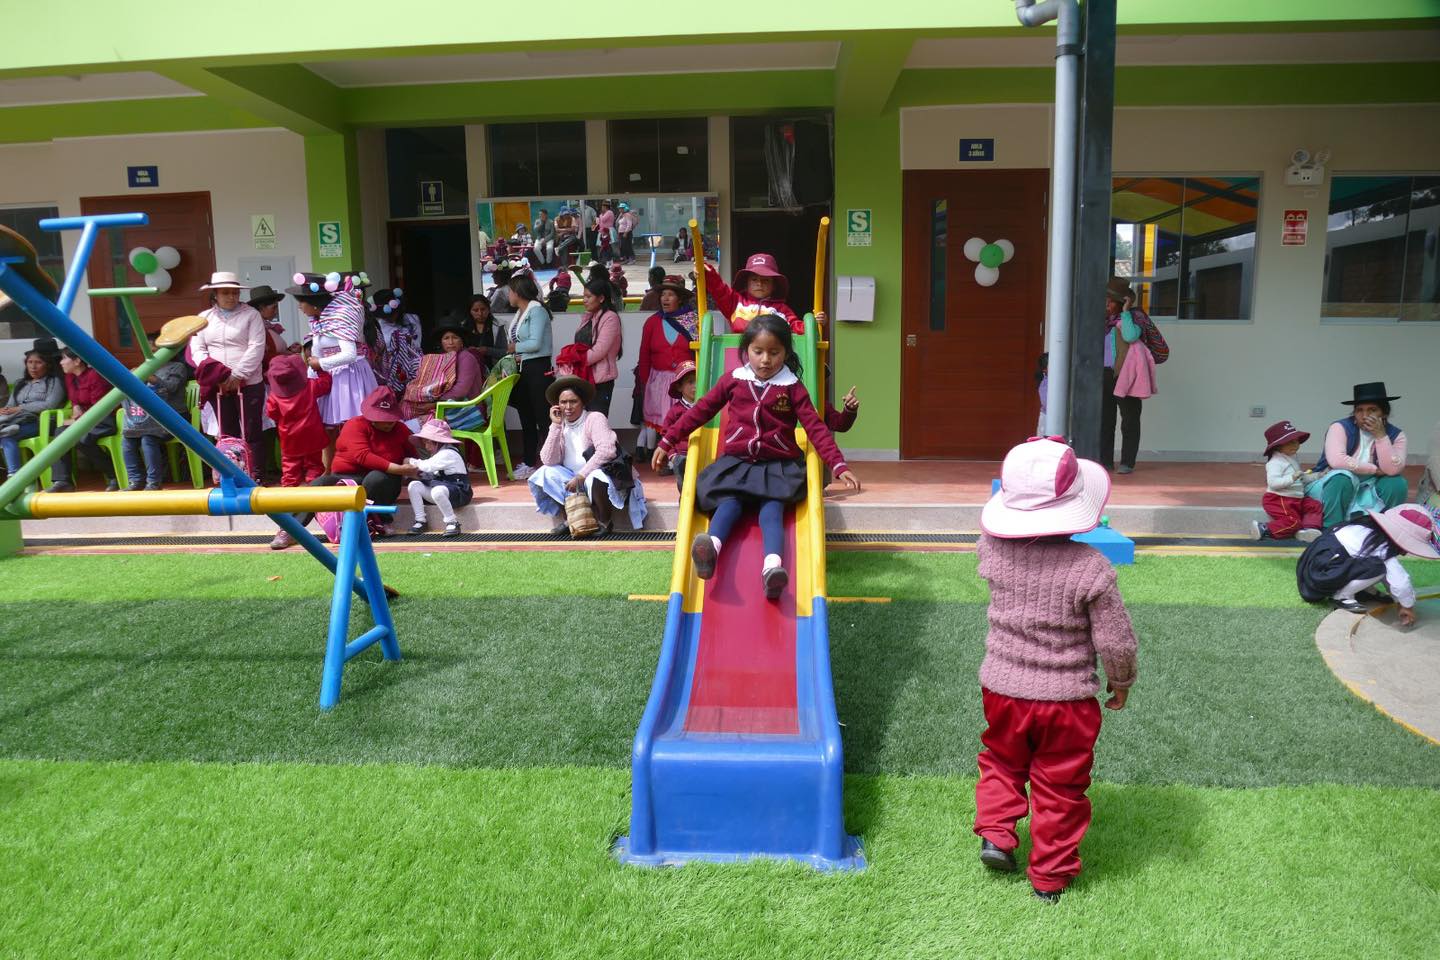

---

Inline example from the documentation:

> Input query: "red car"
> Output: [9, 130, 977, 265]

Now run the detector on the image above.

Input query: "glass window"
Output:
[1323, 175, 1440, 322]
[0, 205, 61, 340]
[608, 118, 709, 194]
[385, 126, 469, 218]
[1110, 176, 1260, 321]
[731, 115, 833, 211]
[488, 122, 586, 197]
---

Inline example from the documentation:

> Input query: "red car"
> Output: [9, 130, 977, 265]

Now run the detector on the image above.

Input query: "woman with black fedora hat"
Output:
[1308, 381, 1410, 527]
[0, 338, 66, 483]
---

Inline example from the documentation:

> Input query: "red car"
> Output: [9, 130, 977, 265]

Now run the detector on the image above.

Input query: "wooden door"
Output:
[901, 170, 1047, 459]
[80, 192, 215, 366]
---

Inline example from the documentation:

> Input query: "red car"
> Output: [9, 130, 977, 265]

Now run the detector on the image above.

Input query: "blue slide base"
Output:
[612, 833, 865, 872]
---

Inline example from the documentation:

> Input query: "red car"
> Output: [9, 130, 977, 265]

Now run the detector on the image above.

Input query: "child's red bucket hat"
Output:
[733, 253, 788, 300]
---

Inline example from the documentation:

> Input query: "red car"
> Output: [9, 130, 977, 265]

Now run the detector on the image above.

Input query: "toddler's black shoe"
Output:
[763, 564, 788, 600]
[1333, 597, 1366, 614]
[691, 533, 717, 580]
[442, 521, 462, 538]
[407, 520, 429, 536]
[979, 840, 1016, 873]
[1032, 886, 1063, 904]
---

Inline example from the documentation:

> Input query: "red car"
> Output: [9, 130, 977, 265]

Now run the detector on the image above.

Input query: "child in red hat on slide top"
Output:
[704, 254, 803, 334]
[973, 437, 1139, 903]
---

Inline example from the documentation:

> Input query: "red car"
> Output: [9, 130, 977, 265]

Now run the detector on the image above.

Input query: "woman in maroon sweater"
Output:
[652, 313, 860, 600]
[48, 349, 118, 492]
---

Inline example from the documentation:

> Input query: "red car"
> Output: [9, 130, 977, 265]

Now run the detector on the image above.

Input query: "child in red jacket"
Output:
[660, 360, 698, 489]
[704, 254, 803, 334]
[652, 314, 860, 599]
[265, 353, 332, 488]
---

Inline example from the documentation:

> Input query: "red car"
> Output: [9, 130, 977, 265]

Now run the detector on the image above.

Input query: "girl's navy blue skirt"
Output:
[695, 455, 806, 513]
[425, 473, 474, 508]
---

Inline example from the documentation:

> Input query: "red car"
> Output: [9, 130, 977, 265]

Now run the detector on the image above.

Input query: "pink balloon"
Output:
[293, 273, 305, 285]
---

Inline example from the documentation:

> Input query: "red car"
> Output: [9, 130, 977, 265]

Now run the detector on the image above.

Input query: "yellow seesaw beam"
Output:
[25, 486, 365, 519]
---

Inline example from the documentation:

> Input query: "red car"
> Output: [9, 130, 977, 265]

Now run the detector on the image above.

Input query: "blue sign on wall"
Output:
[959, 139, 995, 162]
[127, 165, 159, 188]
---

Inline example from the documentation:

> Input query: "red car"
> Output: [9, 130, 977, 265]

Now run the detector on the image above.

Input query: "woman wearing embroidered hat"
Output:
[973, 436, 1139, 903]
[286, 271, 380, 467]
[404, 418, 472, 538]
[1296, 502, 1439, 621]
[1307, 381, 1411, 528]
[192, 271, 267, 475]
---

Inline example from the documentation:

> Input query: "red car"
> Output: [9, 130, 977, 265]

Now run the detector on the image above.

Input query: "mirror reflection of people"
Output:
[531, 208, 556, 266]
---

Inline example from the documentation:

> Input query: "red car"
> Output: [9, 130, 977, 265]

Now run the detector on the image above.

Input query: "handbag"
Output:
[564, 490, 598, 538]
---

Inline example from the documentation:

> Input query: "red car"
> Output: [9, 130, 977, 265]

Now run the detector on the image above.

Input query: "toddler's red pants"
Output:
[281, 451, 325, 487]
[1262, 492, 1322, 539]
[974, 688, 1102, 893]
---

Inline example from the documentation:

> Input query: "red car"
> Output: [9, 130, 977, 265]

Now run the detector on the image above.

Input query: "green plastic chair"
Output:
[180, 381, 206, 488]
[95, 408, 130, 488]
[16, 405, 70, 489]
[435, 373, 519, 488]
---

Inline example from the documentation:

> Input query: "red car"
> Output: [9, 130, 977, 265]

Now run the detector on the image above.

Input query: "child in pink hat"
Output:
[404, 418, 473, 538]
[974, 437, 1139, 902]
[704, 253, 803, 334]
[1297, 503, 1439, 621]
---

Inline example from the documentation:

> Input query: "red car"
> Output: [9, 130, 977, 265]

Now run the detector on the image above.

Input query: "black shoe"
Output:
[691, 533, 717, 580]
[442, 522, 462, 538]
[1354, 588, 1389, 603]
[594, 522, 611, 539]
[551, 521, 570, 538]
[407, 520, 429, 536]
[104, 479, 120, 492]
[1033, 887, 1063, 904]
[45, 481, 75, 493]
[125, 482, 145, 492]
[979, 840, 1017, 873]
[1333, 598, 1366, 614]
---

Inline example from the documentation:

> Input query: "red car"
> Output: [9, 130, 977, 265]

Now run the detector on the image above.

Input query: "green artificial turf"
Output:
[0, 553, 1435, 786]
[1, 760, 1436, 960]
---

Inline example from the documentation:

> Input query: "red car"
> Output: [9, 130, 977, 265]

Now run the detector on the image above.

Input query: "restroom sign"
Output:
[317, 221, 343, 258]
[846, 209, 872, 247]
[1281, 209, 1308, 246]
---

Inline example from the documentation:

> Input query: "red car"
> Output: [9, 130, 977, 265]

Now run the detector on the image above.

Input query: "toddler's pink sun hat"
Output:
[1369, 504, 1440, 560]
[980, 436, 1111, 539]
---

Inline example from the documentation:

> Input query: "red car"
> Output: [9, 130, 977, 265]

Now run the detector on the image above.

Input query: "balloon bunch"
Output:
[129, 245, 181, 293]
[962, 237, 1015, 287]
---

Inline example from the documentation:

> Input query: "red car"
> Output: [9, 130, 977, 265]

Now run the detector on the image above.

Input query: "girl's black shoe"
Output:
[979, 840, 1016, 873]
[1333, 597, 1366, 614]
[1033, 887, 1063, 903]
[442, 521, 462, 538]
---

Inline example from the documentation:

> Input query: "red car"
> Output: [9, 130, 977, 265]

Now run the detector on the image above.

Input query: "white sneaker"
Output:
[1295, 528, 1322, 543]
[511, 463, 535, 481]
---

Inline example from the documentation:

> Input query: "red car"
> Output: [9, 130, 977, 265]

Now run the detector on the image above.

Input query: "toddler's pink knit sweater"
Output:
[976, 534, 1138, 701]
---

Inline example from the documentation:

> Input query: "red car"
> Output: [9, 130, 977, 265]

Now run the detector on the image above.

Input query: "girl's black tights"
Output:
[709, 497, 784, 557]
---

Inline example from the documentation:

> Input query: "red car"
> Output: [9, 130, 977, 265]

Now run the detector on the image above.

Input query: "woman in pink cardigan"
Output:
[192, 271, 267, 473]
[527, 376, 646, 537]
[571, 278, 623, 417]
[1307, 381, 1409, 527]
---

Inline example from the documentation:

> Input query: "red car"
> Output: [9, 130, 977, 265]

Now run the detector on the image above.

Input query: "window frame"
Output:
[606, 117, 710, 194]
[486, 121, 588, 199]
[1109, 171, 1264, 326]
[1320, 170, 1440, 327]
[0, 201, 63, 342]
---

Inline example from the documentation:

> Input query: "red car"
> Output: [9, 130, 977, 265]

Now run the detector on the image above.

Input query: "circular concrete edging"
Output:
[1314, 599, 1440, 745]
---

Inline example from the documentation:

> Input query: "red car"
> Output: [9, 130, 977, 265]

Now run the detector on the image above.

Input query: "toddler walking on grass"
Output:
[974, 436, 1138, 902]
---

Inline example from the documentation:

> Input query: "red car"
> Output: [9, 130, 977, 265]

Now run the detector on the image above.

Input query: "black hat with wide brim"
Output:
[1342, 382, 1401, 406]
[546, 376, 595, 407]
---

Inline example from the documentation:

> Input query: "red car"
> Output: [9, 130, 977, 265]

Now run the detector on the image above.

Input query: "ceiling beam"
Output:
[161, 64, 343, 135]
[834, 35, 914, 117]
[0, 97, 269, 145]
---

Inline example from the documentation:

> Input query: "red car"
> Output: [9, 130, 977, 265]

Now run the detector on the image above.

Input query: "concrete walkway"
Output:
[1315, 597, 1440, 745]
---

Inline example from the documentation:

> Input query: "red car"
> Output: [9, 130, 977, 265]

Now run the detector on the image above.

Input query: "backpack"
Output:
[213, 395, 254, 484]
[1132, 310, 1169, 364]
[315, 479, 387, 542]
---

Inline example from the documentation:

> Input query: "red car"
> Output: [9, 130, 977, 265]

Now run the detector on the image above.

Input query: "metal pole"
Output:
[1016, 0, 1081, 438]
[1069, 0, 1118, 461]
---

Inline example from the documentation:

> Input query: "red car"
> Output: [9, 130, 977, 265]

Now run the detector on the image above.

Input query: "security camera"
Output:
[1290, 149, 1311, 166]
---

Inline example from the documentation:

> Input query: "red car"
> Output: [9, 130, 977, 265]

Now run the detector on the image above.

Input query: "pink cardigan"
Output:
[575, 309, 622, 385]
[540, 410, 617, 478]
[193, 305, 266, 386]
[1324, 420, 1407, 476]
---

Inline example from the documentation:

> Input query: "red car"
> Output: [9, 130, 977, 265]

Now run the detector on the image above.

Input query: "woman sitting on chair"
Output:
[399, 321, 482, 427]
[528, 376, 646, 538]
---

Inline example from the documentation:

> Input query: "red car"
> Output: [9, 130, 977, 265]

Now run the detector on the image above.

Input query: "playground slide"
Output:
[616, 312, 863, 869]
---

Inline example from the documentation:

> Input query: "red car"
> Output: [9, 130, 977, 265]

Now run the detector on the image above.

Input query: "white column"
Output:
[465, 124, 490, 294]
[585, 120, 608, 194]
[708, 115, 731, 276]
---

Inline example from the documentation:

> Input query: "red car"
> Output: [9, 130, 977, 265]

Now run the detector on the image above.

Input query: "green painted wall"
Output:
[303, 132, 364, 273]
[831, 107, 903, 454]
[0, 97, 269, 146]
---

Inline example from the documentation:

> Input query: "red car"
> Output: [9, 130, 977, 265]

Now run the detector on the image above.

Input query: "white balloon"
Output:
[995, 239, 1015, 263]
[154, 245, 181, 270]
[144, 268, 173, 293]
[974, 264, 1000, 287]
[963, 237, 986, 262]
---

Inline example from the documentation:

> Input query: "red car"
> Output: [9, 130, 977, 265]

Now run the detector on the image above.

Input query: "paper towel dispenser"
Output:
[835, 276, 875, 323]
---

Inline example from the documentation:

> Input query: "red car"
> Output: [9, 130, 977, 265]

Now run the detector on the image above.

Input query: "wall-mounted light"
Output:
[1285, 148, 1330, 187]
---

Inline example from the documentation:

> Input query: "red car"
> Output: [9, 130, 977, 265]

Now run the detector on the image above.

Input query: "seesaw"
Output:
[0, 214, 400, 709]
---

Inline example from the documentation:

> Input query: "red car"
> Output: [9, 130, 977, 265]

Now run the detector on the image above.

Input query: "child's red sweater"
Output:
[265, 373, 332, 457]
[661, 398, 694, 455]
[703, 264, 803, 334]
[658, 366, 848, 474]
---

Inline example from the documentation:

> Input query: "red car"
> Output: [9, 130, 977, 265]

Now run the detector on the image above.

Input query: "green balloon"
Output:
[979, 243, 1005, 269]
[131, 250, 159, 274]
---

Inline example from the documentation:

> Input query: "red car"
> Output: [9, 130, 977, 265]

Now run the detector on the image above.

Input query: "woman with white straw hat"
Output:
[973, 436, 1139, 903]
[191, 271, 266, 475]
[1296, 502, 1439, 622]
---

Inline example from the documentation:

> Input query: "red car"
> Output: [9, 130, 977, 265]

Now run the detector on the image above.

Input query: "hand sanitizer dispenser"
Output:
[835, 276, 875, 323]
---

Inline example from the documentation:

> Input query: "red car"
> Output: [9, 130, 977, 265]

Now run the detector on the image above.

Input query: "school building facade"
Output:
[2, 2, 1437, 462]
